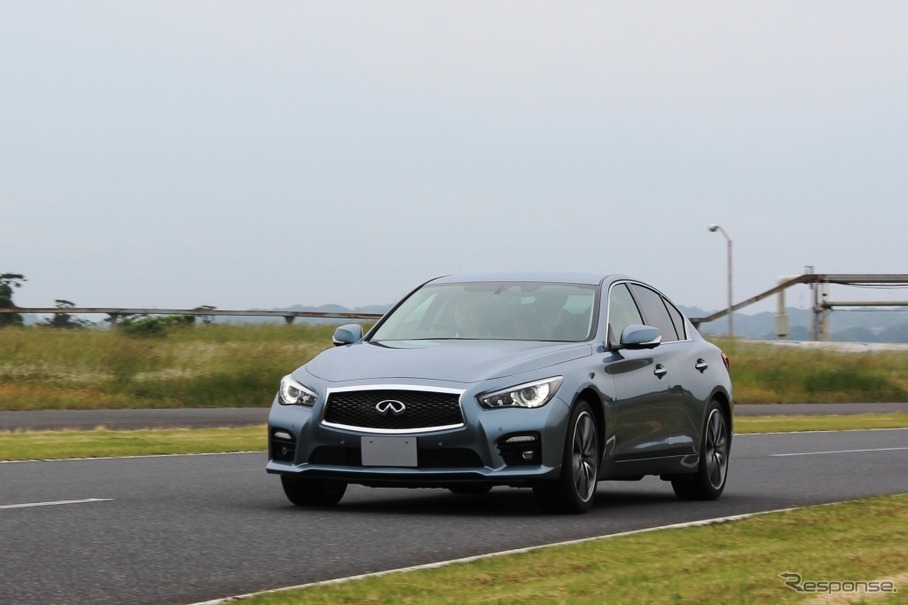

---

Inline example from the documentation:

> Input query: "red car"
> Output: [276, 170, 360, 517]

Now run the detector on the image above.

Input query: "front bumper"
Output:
[266, 390, 571, 487]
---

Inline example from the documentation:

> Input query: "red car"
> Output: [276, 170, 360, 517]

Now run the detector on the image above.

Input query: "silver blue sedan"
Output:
[267, 272, 732, 513]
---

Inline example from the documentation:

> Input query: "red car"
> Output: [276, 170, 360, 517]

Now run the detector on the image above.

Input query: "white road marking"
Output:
[771, 446, 908, 457]
[0, 498, 113, 511]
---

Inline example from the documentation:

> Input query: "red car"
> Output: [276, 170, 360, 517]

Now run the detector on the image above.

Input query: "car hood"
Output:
[303, 340, 593, 384]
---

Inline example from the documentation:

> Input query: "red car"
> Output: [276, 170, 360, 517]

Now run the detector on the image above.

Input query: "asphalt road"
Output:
[3, 402, 908, 432]
[1, 428, 906, 605]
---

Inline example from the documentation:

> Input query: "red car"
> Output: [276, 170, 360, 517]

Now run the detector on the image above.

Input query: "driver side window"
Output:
[608, 284, 643, 344]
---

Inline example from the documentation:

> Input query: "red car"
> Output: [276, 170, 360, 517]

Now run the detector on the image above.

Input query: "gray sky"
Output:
[3, 2, 907, 313]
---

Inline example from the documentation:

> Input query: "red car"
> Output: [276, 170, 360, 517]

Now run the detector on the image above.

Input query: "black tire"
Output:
[672, 400, 730, 501]
[534, 399, 600, 514]
[280, 475, 347, 506]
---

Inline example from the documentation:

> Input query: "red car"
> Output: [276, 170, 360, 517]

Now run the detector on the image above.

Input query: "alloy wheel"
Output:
[704, 408, 729, 490]
[572, 410, 599, 502]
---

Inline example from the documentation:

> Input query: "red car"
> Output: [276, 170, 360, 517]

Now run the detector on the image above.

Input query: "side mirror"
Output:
[619, 324, 662, 349]
[332, 324, 364, 346]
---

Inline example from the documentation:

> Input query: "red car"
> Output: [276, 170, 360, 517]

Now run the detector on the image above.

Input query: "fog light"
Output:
[497, 432, 541, 466]
[504, 435, 537, 445]
[271, 429, 296, 463]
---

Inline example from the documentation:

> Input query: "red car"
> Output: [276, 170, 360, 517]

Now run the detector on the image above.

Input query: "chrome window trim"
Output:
[607, 280, 694, 344]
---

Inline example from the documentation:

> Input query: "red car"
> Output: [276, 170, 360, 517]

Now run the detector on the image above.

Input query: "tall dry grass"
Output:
[715, 338, 908, 403]
[0, 323, 337, 410]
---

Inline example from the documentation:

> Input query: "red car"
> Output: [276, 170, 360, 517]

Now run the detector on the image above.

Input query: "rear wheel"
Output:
[672, 401, 730, 500]
[534, 399, 600, 514]
[280, 475, 347, 506]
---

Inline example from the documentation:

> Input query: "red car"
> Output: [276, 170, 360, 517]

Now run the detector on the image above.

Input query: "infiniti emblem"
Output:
[375, 399, 406, 416]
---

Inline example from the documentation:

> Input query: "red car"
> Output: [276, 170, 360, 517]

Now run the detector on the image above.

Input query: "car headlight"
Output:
[478, 377, 563, 409]
[278, 374, 318, 406]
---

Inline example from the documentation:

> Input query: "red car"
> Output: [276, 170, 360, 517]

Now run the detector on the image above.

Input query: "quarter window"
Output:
[664, 299, 687, 340]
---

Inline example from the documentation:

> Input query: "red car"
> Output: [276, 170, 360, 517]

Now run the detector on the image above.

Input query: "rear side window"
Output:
[629, 284, 680, 342]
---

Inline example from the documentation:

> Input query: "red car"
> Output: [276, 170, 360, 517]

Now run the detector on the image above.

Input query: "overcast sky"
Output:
[3, 2, 907, 314]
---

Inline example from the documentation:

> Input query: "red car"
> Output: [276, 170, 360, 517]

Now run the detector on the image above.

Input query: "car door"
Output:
[606, 283, 679, 461]
[626, 284, 699, 457]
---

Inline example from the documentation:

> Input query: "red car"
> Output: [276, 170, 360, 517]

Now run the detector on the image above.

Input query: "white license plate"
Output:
[361, 436, 418, 467]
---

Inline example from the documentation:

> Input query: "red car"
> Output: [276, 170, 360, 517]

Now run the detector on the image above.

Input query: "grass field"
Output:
[1, 325, 907, 410]
[0, 425, 267, 460]
[714, 337, 908, 404]
[0, 324, 335, 410]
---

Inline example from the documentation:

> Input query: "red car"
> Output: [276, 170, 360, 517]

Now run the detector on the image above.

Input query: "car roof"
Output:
[427, 272, 622, 286]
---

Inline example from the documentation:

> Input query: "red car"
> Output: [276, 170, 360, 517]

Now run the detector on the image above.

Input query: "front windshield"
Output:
[369, 282, 598, 342]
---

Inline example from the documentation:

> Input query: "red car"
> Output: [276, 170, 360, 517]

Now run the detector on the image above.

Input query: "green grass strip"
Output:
[0, 425, 266, 461]
[217, 494, 908, 605]
[736, 412, 908, 434]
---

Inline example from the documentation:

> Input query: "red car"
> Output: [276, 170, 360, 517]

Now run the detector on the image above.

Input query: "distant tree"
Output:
[194, 305, 217, 325]
[105, 312, 140, 328]
[43, 299, 91, 329]
[117, 313, 166, 338]
[115, 312, 196, 338]
[0, 273, 26, 327]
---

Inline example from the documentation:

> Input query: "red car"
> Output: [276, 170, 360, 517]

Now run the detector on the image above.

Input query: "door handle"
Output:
[695, 359, 709, 373]
[654, 364, 668, 379]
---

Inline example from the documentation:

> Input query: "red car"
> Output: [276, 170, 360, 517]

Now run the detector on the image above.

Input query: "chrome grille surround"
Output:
[322, 385, 465, 434]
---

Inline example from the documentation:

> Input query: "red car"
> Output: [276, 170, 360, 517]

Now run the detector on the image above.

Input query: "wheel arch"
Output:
[571, 387, 606, 453]
[709, 388, 733, 445]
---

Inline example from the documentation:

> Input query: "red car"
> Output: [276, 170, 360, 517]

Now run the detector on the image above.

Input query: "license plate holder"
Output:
[361, 436, 418, 467]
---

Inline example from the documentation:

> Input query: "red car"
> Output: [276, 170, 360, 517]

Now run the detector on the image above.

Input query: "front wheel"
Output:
[281, 475, 347, 506]
[534, 399, 600, 514]
[672, 401, 730, 501]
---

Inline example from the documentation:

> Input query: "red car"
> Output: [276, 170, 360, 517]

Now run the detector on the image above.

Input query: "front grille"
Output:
[323, 388, 464, 432]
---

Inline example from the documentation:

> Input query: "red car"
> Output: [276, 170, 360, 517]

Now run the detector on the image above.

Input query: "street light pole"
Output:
[708, 224, 733, 337]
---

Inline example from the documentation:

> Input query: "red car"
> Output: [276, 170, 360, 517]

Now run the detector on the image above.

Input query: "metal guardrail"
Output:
[0, 306, 385, 325]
